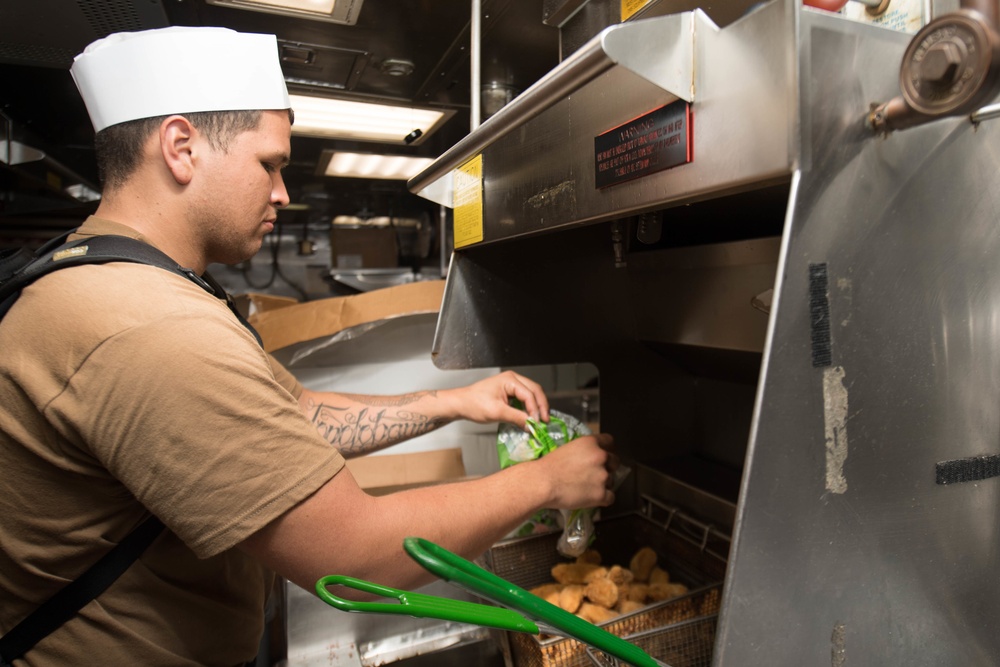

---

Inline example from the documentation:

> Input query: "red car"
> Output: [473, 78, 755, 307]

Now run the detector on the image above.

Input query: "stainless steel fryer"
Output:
[409, 0, 1000, 663]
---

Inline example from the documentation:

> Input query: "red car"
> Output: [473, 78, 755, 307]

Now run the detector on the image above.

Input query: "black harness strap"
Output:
[0, 234, 263, 345]
[0, 517, 165, 665]
[0, 233, 263, 664]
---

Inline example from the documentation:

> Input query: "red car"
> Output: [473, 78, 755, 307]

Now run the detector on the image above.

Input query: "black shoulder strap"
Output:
[0, 233, 264, 663]
[0, 234, 262, 346]
[0, 516, 164, 665]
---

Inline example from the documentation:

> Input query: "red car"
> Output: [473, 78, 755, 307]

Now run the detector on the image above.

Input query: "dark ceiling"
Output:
[0, 0, 561, 242]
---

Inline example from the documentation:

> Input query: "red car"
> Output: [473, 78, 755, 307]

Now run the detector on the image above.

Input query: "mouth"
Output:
[262, 219, 276, 232]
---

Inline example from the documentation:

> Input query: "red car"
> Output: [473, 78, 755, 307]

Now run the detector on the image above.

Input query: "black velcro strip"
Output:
[809, 263, 832, 368]
[936, 455, 1000, 485]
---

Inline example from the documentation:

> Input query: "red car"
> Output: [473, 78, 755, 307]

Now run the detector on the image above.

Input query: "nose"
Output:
[272, 172, 290, 209]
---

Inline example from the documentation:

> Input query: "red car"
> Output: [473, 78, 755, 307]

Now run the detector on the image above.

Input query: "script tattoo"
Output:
[334, 391, 437, 407]
[308, 392, 446, 455]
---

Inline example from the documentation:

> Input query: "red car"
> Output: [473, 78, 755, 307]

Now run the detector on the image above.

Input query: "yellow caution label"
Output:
[621, 0, 653, 21]
[453, 154, 484, 249]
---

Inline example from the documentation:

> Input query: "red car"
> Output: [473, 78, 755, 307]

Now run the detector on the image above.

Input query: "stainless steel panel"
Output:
[717, 12, 1000, 665]
[409, 11, 701, 204]
[627, 238, 780, 354]
[553, 0, 766, 74]
[412, 0, 797, 232]
[431, 220, 777, 494]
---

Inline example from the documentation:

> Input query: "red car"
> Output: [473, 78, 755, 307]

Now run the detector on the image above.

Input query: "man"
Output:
[0, 26, 616, 666]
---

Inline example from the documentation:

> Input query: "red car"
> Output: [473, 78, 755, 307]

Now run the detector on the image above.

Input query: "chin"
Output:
[210, 247, 259, 268]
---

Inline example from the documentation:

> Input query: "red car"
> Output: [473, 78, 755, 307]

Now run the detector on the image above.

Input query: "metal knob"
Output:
[919, 40, 964, 84]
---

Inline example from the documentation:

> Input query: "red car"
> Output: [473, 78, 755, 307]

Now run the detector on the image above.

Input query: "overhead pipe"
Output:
[471, 0, 482, 131]
[439, 204, 449, 278]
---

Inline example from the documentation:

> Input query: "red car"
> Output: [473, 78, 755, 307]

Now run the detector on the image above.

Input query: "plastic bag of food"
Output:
[497, 409, 626, 557]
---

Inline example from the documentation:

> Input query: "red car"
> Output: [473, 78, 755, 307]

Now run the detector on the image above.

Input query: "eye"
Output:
[262, 162, 276, 173]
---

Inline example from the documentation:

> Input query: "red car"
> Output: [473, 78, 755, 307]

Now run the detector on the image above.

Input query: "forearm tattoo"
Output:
[307, 391, 449, 455]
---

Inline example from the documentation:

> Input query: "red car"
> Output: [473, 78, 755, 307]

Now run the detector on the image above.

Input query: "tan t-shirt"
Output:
[0, 218, 345, 665]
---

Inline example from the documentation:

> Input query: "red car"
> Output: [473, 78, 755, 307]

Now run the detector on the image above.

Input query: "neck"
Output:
[94, 188, 208, 274]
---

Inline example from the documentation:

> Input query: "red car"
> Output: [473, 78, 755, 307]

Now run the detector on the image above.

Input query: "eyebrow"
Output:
[264, 152, 291, 168]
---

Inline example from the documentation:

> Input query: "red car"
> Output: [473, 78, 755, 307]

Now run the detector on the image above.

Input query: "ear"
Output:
[159, 115, 198, 185]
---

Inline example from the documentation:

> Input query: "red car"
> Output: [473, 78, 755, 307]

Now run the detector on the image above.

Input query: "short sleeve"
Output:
[45, 296, 344, 558]
[268, 354, 304, 399]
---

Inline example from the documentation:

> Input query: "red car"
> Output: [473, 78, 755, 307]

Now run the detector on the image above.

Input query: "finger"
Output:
[505, 379, 545, 422]
[594, 432, 614, 450]
[501, 404, 530, 430]
[508, 373, 550, 421]
[604, 454, 619, 489]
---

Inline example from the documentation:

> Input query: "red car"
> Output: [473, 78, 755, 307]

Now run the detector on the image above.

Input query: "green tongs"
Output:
[316, 537, 666, 667]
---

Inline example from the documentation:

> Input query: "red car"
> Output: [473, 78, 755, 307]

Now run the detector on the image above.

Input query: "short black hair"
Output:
[94, 108, 294, 191]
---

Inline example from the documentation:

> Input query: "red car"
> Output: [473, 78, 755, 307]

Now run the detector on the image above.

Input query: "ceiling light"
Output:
[318, 150, 435, 180]
[289, 94, 450, 145]
[205, 0, 365, 25]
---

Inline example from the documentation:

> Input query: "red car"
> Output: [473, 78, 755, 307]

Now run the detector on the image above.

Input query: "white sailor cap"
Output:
[70, 26, 291, 132]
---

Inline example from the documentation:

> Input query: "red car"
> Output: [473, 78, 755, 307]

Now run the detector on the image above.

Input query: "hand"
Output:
[451, 370, 550, 429]
[535, 433, 618, 510]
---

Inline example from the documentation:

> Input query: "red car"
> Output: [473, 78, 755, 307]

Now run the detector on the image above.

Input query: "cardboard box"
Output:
[330, 226, 399, 268]
[345, 448, 470, 496]
[248, 280, 445, 354]
[233, 292, 298, 319]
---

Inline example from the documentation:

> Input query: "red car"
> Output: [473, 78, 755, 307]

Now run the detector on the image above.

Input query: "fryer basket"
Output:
[482, 512, 726, 667]
[585, 615, 718, 667]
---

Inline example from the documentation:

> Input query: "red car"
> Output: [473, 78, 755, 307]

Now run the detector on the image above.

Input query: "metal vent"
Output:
[0, 42, 77, 68]
[77, 0, 145, 36]
[0, 0, 167, 68]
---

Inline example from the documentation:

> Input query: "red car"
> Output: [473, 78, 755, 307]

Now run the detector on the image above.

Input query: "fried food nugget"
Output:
[557, 585, 585, 614]
[626, 583, 648, 602]
[646, 582, 672, 602]
[551, 562, 601, 585]
[617, 599, 646, 615]
[583, 566, 609, 584]
[575, 549, 602, 565]
[577, 602, 619, 625]
[607, 565, 634, 587]
[529, 583, 564, 605]
[585, 577, 619, 608]
[648, 567, 670, 586]
[647, 581, 689, 602]
[666, 582, 688, 597]
[629, 547, 658, 582]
